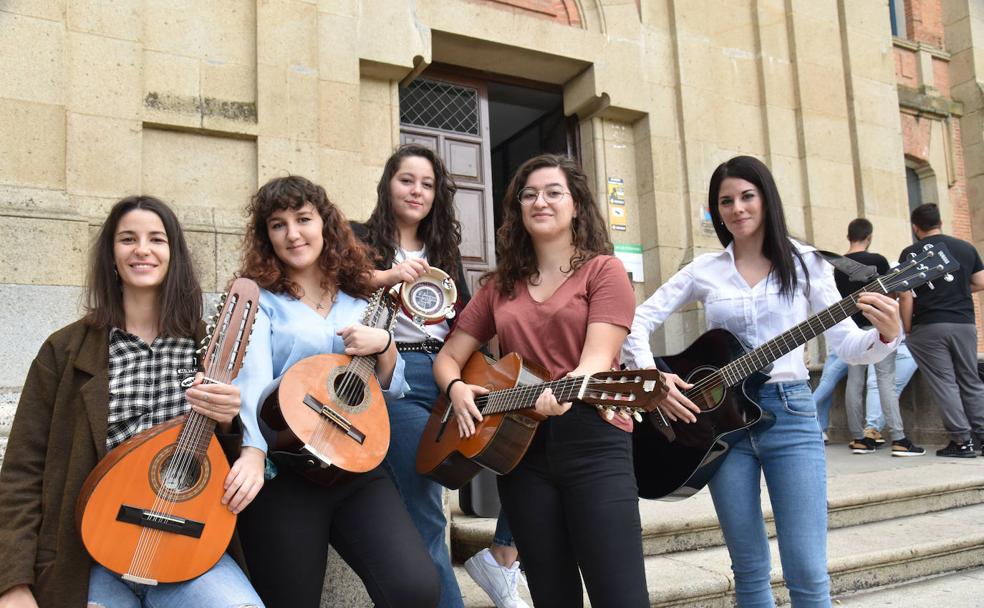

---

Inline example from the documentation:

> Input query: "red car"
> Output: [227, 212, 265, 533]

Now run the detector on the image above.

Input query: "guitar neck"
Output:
[718, 278, 890, 387]
[175, 410, 218, 457]
[476, 375, 588, 415]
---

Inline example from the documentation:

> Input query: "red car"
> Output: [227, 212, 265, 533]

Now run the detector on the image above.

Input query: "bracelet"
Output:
[374, 331, 394, 356]
[444, 378, 465, 400]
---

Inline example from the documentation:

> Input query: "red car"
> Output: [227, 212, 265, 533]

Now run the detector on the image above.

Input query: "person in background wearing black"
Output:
[836, 218, 923, 456]
[899, 203, 984, 458]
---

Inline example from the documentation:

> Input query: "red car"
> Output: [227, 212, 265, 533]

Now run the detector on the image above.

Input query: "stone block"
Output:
[0, 184, 73, 219]
[144, 0, 255, 65]
[143, 50, 201, 101]
[801, 113, 855, 163]
[66, 114, 142, 198]
[215, 232, 245, 293]
[258, 137, 320, 186]
[68, 32, 142, 120]
[257, 63, 290, 137]
[185, 229, 217, 293]
[318, 13, 359, 84]
[797, 63, 849, 118]
[1, 0, 65, 21]
[641, 29, 676, 88]
[0, 216, 89, 286]
[0, 99, 66, 190]
[202, 59, 257, 105]
[359, 101, 397, 165]
[318, 0, 357, 16]
[650, 137, 682, 195]
[716, 101, 766, 156]
[319, 80, 361, 153]
[141, 128, 257, 214]
[358, 77, 394, 106]
[0, 285, 84, 389]
[288, 69, 320, 142]
[257, 0, 317, 69]
[855, 123, 906, 174]
[0, 12, 65, 106]
[68, 0, 142, 40]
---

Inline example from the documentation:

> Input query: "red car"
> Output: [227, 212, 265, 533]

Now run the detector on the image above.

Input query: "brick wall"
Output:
[906, 0, 944, 47]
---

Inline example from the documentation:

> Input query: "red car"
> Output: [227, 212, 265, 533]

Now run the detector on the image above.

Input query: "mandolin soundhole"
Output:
[149, 445, 210, 501]
[327, 368, 370, 412]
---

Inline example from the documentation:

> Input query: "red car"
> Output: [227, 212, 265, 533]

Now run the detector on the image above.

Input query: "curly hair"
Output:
[239, 175, 375, 300]
[84, 195, 202, 337]
[488, 154, 612, 298]
[363, 144, 462, 274]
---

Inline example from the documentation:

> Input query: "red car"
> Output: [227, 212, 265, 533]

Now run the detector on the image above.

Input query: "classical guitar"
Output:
[416, 351, 666, 489]
[633, 242, 960, 501]
[76, 278, 260, 585]
[260, 288, 398, 485]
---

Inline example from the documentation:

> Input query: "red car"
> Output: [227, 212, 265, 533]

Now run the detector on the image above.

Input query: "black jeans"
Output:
[238, 465, 440, 608]
[497, 404, 649, 608]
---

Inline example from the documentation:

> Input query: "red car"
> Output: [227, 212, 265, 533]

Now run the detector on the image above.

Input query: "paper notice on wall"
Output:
[614, 243, 644, 283]
[607, 176, 627, 231]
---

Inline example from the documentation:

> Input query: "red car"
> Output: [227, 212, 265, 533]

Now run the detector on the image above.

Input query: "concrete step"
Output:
[826, 566, 984, 606]
[460, 502, 984, 607]
[451, 446, 984, 562]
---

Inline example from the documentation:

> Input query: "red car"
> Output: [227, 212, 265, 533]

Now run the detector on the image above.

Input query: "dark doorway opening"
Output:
[488, 81, 570, 242]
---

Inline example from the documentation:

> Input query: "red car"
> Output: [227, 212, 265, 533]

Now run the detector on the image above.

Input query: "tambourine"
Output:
[396, 267, 458, 326]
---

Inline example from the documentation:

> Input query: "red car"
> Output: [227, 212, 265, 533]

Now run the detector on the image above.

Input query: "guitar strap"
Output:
[816, 250, 879, 282]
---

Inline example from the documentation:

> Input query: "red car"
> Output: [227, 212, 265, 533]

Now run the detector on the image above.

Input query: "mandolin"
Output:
[416, 351, 666, 489]
[633, 242, 961, 501]
[260, 288, 398, 485]
[76, 278, 260, 584]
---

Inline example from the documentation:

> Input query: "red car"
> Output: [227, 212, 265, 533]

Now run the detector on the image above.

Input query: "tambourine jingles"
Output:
[395, 267, 458, 326]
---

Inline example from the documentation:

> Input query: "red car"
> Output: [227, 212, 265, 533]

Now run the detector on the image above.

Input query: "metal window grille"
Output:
[400, 79, 479, 135]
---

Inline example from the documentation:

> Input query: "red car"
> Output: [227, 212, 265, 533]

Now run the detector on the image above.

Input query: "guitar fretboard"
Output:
[476, 376, 586, 415]
[717, 277, 890, 387]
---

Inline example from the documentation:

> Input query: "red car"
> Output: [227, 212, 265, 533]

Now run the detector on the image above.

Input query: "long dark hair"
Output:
[84, 195, 202, 337]
[488, 154, 612, 298]
[707, 155, 807, 299]
[240, 175, 375, 299]
[363, 144, 462, 273]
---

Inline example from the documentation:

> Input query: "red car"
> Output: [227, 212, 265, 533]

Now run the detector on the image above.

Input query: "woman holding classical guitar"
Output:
[622, 156, 901, 607]
[0, 196, 261, 607]
[355, 144, 525, 608]
[231, 175, 439, 608]
[433, 154, 650, 607]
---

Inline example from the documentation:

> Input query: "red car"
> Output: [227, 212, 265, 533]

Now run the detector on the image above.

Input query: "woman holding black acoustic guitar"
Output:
[433, 154, 650, 607]
[0, 196, 260, 607]
[231, 175, 439, 608]
[622, 156, 901, 607]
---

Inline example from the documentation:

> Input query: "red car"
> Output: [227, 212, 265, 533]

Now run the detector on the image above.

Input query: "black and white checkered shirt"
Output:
[106, 328, 197, 450]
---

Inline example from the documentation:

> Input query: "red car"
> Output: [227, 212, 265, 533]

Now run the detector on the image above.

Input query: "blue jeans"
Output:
[813, 351, 848, 433]
[708, 382, 830, 608]
[864, 343, 917, 430]
[87, 553, 262, 607]
[382, 351, 464, 608]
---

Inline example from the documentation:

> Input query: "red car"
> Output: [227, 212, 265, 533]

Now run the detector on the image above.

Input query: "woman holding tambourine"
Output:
[355, 144, 522, 608]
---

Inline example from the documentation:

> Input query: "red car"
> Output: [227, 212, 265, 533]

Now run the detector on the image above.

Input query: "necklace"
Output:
[301, 288, 333, 311]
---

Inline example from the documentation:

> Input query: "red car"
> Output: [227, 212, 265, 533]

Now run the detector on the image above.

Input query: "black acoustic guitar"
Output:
[633, 242, 960, 501]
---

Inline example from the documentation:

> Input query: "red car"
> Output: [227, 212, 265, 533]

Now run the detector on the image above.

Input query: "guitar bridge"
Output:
[303, 394, 366, 445]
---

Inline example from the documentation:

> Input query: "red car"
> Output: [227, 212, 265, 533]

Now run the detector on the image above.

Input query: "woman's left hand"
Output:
[533, 387, 572, 417]
[186, 372, 241, 425]
[857, 292, 901, 343]
[338, 324, 390, 357]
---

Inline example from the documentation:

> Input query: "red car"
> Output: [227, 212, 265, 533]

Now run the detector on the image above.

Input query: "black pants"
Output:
[497, 404, 649, 608]
[238, 465, 440, 608]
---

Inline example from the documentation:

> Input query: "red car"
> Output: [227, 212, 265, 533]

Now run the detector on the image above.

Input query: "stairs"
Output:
[453, 445, 984, 606]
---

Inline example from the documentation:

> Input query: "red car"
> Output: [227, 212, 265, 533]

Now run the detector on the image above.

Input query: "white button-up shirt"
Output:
[622, 240, 899, 383]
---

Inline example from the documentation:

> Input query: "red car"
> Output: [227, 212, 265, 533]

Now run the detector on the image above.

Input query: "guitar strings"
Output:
[127, 296, 242, 581]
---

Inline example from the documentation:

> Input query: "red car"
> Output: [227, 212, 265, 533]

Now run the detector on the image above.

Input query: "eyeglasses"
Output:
[517, 187, 571, 206]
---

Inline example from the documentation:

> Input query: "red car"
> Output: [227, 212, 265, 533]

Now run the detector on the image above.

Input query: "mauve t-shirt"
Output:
[452, 254, 636, 431]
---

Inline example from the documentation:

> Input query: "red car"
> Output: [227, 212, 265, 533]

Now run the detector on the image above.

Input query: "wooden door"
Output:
[399, 75, 496, 298]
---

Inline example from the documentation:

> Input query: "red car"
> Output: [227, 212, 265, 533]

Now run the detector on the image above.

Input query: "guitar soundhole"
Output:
[686, 366, 727, 411]
[149, 445, 210, 501]
[331, 371, 367, 408]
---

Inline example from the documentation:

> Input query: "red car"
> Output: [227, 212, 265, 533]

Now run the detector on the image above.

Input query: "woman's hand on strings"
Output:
[449, 381, 489, 438]
[652, 370, 700, 423]
[186, 372, 240, 426]
[533, 387, 572, 418]
[857, 292, 901, 343]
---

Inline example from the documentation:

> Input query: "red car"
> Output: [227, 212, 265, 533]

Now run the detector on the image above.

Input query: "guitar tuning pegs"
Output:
[603, 407, 615, 421]
[633, 410, 643, 422]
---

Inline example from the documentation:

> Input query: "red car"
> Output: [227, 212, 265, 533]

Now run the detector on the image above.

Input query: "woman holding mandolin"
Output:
[231, 175, 439, 608]
[0, 196, 260, 607]
[433, 154, 650, 607]
[622, 156, 901, 607]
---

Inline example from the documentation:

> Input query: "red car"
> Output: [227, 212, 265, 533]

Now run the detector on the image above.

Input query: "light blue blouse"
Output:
[235, 288, 408, 452]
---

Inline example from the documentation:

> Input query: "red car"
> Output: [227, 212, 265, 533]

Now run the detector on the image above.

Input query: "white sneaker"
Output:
[464, 548, 529, 608]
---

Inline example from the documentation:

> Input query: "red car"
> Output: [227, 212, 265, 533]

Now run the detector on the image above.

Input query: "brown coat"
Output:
[0, 320, 246, 607]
